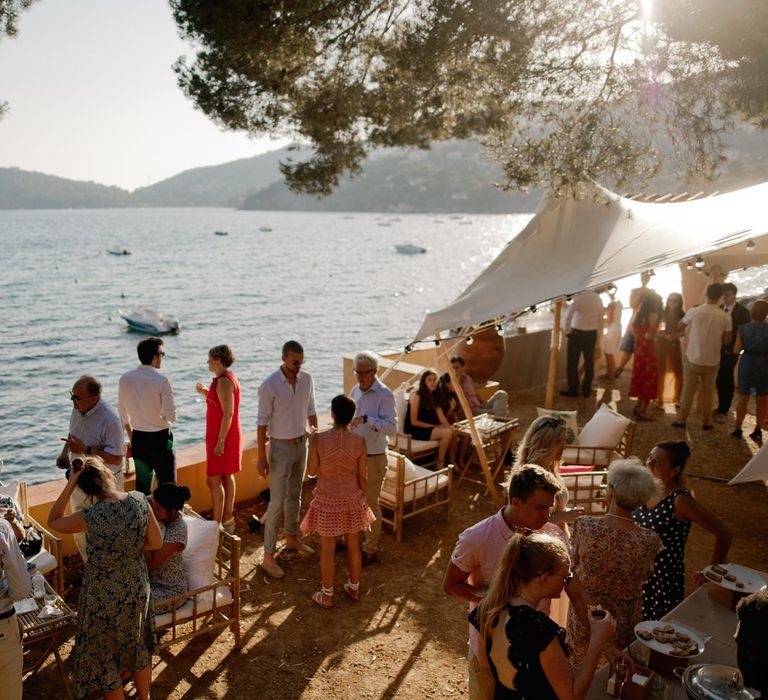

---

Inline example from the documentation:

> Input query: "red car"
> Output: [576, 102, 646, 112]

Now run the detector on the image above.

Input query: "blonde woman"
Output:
[516, 416, 583, 525]
[472, 532, 616, 700]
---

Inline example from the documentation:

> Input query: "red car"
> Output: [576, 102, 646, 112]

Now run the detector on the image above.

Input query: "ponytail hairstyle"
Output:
[76, 456, 117, 497]
[152, 482, 192, 513]
[655, 440, 691, 475]
[474, 532, 569, 643]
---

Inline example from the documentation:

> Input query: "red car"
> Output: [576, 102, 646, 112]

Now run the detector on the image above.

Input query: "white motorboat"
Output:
[258, 225, 273, 232]
[214, 230, 228, 236]
[119, 307, 180, 335]
[395, 243, 427, 255]
[107, 246, 132, 255]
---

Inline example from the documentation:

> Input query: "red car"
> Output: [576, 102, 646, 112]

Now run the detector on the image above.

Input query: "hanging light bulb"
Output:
[465, 335, 474, 346]
[496, 323, 504, 336]
[746, 239, 756, 252]
[686, 261, 694, 271]
[695, 256, 705, 270]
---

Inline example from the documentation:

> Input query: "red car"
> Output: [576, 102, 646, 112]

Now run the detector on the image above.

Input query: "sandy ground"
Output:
[22, 374, 768, 699]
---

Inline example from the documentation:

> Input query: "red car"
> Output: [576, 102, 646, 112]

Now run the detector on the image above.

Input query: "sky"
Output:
[0, 0, 288, 191]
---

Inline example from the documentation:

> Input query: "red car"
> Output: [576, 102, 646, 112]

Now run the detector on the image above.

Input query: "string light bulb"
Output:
[695, 256, 705, 270]
[465, 335, 474, 346]
[496, 324, 504, 336]
[686, 261, 694, 271]
[746, 239, 756, 252]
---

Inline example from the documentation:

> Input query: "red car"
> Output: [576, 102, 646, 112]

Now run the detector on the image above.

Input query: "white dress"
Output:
[603, 300, 623, 354]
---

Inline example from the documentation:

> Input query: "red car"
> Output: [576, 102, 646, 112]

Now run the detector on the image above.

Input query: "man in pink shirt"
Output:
[443, 465, 591, 700]
[450, 356, 509, 418]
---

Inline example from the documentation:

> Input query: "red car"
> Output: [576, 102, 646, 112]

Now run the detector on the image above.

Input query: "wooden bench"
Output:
[378, 453, 453, 542]
[153, 507, 241, 650]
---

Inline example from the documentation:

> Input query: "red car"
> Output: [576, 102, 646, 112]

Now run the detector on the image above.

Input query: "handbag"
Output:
[19, 526, 43, 558]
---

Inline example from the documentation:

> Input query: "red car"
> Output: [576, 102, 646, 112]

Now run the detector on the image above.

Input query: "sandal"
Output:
[343, 579, 360, 602]
[311, 585, 334, 609]
[749, 429, 763, 446]
[221, 518, 236, 534]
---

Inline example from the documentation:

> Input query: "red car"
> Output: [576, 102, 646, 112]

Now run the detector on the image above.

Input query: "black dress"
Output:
[404, 400, 439, 441]
[471, 604, 569, 699]
[632, 488, 692, 620]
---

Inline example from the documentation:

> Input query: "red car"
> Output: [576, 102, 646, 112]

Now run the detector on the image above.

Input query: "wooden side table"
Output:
[19, 581, 75, 699]
[453, 414, 519, 491]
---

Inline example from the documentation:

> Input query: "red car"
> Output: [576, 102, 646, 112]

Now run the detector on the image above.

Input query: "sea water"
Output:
[0, 208, 530, 483]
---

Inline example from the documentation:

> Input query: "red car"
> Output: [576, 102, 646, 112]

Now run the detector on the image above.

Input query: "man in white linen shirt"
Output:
[119, 336, 177, 494]
[349, 350, 397, 566]
[257, 340, 318, 579]
[0, 518, 32, 700]
[56, 375, 125, 561]
[673, 283, 731, 430]
[560, 290, 604, 398]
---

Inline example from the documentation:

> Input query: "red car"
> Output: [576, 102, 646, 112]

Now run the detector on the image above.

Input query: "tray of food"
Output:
[634, 621, 705, 657]
[703, 564, 768, 594]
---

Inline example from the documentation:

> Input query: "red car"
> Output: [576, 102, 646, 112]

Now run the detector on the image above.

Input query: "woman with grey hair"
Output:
[566, 458, 663, 665]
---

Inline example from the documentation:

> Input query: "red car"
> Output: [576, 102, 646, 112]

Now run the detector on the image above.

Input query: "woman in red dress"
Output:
[196, 344, 241, 531]
[629, 293, 663, 421]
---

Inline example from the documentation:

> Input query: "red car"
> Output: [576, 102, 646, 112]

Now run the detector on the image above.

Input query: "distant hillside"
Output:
[3, 129, 768, 211]
[0, 167, 131, 209]
[131, 147, 308, 207]
[242, 141, 539, 213]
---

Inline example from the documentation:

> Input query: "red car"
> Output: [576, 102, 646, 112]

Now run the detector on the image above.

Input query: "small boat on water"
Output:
[377, 221, 391, 227]
[258, 225, 273, 232]
[214, 230, 228, 236]
[119, 307, 180, 335]
[395, 243, 427, 255]
[107, 246, 132, 256]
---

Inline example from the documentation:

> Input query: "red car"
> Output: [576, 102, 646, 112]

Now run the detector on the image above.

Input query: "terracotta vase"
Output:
[457, 328, 505, 384]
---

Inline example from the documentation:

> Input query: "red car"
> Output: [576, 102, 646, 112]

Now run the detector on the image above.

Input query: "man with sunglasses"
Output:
[443, 465, 607, 700]
[257, 340, 318, 579]
[349, 350, 397, 566]
[118, 336, 177, 494]
[56, 375, 124, 560]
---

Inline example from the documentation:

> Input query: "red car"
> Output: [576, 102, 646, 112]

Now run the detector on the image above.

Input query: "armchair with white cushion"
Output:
[387, 388, 440, 468]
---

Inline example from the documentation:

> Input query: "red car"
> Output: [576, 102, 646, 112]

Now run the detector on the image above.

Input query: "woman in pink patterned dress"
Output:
[566, 458, 662, 666]
[301, 395, 375, 609]
[629, 293, 663, 421]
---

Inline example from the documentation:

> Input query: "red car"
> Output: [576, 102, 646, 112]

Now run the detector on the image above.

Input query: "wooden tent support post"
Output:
[544, 300, 562, 409]
[439, 332, 502, 508]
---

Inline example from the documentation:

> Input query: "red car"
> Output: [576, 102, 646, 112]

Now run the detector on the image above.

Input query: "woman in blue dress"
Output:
[633, 441, 732, 620]
[732, 300, 768, 445]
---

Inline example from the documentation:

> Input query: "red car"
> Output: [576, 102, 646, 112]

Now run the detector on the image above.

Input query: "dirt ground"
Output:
[23, 375, 768, 699]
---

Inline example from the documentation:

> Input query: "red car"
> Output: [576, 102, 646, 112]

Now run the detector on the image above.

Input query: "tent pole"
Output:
[439, 332, 502, 508]
[544, 300, 563, 409]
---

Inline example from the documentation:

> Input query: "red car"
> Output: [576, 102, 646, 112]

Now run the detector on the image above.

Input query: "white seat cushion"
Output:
[181, 515, 220, 605]
[155, 588, 233, 627]
[27, 548, 57, 575]
[561, 447, 622, 468]
[380, 457, 449, 504]
[388, 434, 440, 452]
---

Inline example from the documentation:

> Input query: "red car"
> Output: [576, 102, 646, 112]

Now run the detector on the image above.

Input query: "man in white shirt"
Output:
[56, 375, 125, 560]
[673, 283, 732, 430]
[118, 336, 177, 494]
[257, 340, 318, 578]
[560, 290, 604, 398]
[349, 350, 397, 566]
[0, 519, 31, 700]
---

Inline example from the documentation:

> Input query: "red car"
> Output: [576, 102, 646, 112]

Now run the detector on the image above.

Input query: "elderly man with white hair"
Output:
[349, 350, 397, 566]
[566, 458, 663, 665]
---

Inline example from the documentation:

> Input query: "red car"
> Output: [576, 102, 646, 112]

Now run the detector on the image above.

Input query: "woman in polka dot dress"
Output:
[632, 441, 732, 620]
[301, 395, 375, 609]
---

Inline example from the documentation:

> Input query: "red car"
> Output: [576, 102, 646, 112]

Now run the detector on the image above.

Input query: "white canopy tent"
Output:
[416, 181, 768, 341]
[729, 444, 768, 485]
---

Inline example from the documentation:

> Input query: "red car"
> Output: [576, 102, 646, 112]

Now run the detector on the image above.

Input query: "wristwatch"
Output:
[362, 415, 368, 424]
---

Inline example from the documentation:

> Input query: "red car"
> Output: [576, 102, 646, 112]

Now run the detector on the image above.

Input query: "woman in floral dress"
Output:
[48, 457, 162, 699]
[566, 459, 662, 665]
